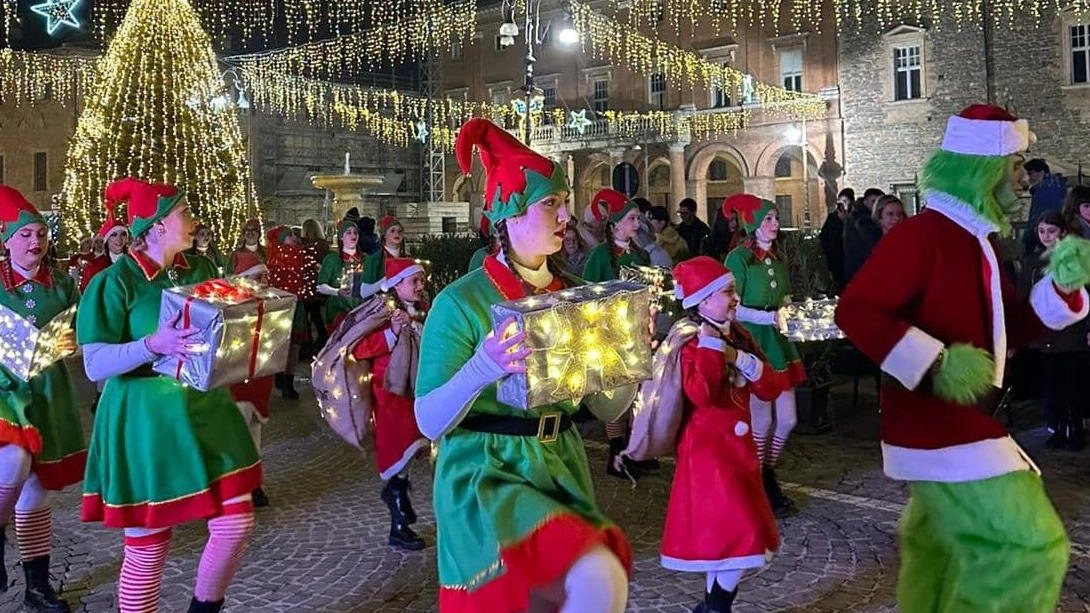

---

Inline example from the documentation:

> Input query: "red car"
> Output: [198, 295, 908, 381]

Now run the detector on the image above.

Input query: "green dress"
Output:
[0, 267, 85, 490]
[317, 250, 364, 330]
[361, 245, 410, 285]
[184, 246, 226, 275]
[724, 241, 805, 384]
[416, 255, 631, 612]
[76, 252, 261, 529]
[581, 242, 649, 283]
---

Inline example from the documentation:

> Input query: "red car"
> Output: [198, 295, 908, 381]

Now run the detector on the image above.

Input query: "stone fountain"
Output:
[310, 152, 385, 221]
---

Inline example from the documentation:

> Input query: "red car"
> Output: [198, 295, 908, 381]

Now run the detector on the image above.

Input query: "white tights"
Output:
[0, 444, 49, 512]
[706, 569, 743, 592]
[526, 545, 628, 613]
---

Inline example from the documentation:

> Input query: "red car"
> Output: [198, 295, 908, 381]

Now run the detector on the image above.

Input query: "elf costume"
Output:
[653, 256, 784, 613]
[581, 189, 649, 283]
[225, 219, 266, 280]
[723, 194, 803, 517]
[184, 224, 226, 273]
[316, 218, 364, 331]
[415, 118, 631, 613]
[349, 257, 429, 551]
[78, 205, 128, 293]
[361, 215, 410, 286]
[0, 186, 84, 613]
[77, 178, 260, 613]
[835, 105, 1089, 613]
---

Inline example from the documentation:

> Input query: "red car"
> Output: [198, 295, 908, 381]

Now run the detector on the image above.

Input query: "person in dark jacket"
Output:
[676, 197, 711, 256]
[842, 187, 884, 285]
[1021, 159, 1069, 255]
[819, 188, 852, 293]
[1017, 209, 1088, 450]
[359, 216, 381, 255]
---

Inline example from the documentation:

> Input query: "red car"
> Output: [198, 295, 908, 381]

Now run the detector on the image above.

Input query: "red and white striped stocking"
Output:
[193, 501, 255, 603]
[118, 530, 172, 613]
[13, 507, 51, 562]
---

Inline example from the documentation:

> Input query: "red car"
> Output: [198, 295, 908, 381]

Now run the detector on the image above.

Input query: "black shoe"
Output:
[252, 487, 269, 508]
[607, 438, 641, 481]
[187, 597, 225, 613]
[273, 373, 285, 391]
[381, 476, 417, 525]
[388, 522, 426, 551]
[0, 529, 7, 593]
[762, 465, 797, 518]
[22, 556, 69, 613]
[281, 375, 299, 400]
[1045, 430, 1068, 449]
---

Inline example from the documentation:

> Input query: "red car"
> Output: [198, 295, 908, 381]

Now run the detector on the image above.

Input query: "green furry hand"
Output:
[931, 344, 995, 405]
[1046, 235, 1090, 291]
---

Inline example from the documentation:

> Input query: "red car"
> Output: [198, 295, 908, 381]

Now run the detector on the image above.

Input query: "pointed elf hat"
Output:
[590, 188, 639, 225]
[455, 118, 569, 225]
[0, 185, 46, 242]
[336, 218, 357, 238]
[381, 256, 424, 292]
[673, 256, 734, 309]
[722, 193, 775, 235]
[940, 104, 1035, 157]
[97, 199, 128, 240]
[105, 178, 185, 239]
[379, 215, 402, 235]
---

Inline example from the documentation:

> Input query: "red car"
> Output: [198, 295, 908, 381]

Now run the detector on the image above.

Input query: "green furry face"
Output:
[919, 151, 1025, 234]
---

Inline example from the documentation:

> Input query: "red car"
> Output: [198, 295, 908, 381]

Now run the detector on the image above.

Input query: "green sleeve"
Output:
[724, 247, 749, 299]
[467, 247, 488, 272]
[76, 271, 129, 344]
[186, 255, 218, 283]
[582, 243, 614, 283]
[415, 286, 480, 398]
[60, 273, 80, 308]
[362, 250, 384, 283]
[318, 253, 343, 288]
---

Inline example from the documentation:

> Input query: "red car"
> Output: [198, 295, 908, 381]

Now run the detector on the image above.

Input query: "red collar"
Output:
[7, 263, 52, 290]
[340, 250, 361, 263]
[745, 238, 776, 261]
[130, 250, 191, 281]
[482, 254, 565, 300]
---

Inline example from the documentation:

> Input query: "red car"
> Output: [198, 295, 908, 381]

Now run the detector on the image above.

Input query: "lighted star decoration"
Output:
[413, 120, 429, 144]
[568, 109, 593, 135]
[511, 95, 545, 117]
[30, 0, 83, 36]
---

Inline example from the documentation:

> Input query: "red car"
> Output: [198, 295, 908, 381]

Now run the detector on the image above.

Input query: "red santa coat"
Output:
[228, 246, 274, 418]
[835, 193, 1087, 482]
[351, 313, 428, 480]
[78, 254, 117, 293]
[661, 332, 783, 572]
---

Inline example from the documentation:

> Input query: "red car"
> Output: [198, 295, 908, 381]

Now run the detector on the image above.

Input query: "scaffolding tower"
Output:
[422, 38, 445, 204]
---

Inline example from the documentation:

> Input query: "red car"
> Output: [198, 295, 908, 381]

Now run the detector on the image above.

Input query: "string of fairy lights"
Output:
[59, 0, 255, 250]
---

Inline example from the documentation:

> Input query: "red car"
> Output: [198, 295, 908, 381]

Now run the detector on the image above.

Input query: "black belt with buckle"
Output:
[459, 412, 572, 443]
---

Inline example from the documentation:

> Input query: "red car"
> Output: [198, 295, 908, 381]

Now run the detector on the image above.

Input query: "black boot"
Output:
[382, 478, 425, 551]
[381, 475, 417, 524]
[281, 375, 299, 400]
[762, 465, 797, 518]
[692, 582, 737, 613]
[252, 487, 270, 508]
[606, 437, 640, 480]
[22, 556, 69, 613]
[186, 597, 225, 613]
[0, 529, 7, 593]
[273, 373, 285, 391]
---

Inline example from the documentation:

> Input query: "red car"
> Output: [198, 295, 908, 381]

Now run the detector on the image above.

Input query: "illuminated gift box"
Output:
[778, 298, 844, 342]
[491, 280, 653, 411]
[153, 278, 297, 391]
[0, 304, 77, 383]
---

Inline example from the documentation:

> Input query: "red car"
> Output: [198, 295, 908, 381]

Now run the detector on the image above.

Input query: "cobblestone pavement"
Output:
[1, 369, 1089, 612]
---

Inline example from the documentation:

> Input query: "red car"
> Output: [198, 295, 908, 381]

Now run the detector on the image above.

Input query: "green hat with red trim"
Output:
[455, 118, 569, 225]
[336, 218, 357, 237]
[590, 189, 639, 224]
[105, 178, 185, 239]
[0, 185, 46, 242]
[722, 193, 776, 235]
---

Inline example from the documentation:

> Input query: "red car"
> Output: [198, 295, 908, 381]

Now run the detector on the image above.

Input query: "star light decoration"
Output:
[777, 298, 844, 343]
[413, 120, 429, 144]
[511, 94, 545, 117]
[30, 0, 83, 35]
[567, 109, 593, 135]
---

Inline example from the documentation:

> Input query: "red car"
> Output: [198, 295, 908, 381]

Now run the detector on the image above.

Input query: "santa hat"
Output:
[266, 225, 294, 245]
[104, 178, 185, 239]
[97, 199, 128, 240]
[455, 118, 568, 225]
[722, 193, 775, 235]
[940, 104, 1035, 157]
[673, 256, 734, 309]
[381, 257, 424, 292]
[379, 215, 402, 235]
[0, 185, 45, 242]
[590, 189, 639, 225]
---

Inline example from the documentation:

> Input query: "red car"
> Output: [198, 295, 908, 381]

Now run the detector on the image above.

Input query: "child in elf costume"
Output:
[349, 257, 430, 551]
[0, 186, 84, 613]
[415, 118, 631, 613]
[835, 104, 1090, 613]
[184, 224, 227, 274]
[723, 194, 804, 516]
[634, 256, 784, 613]
[359, 215, 410, 297]
[78, 178, 261, 613]
[316, 219, 364, 332]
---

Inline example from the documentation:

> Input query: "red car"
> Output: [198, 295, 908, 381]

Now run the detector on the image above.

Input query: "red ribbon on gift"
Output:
[174, 279, 266, 383]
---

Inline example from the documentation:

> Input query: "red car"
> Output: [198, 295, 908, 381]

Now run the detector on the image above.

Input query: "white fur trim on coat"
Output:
[1030, 273, 1090, 330]
[661, 551, 773, 572]
[881, 436, 1038, 482]
[880, 326, 945, 391]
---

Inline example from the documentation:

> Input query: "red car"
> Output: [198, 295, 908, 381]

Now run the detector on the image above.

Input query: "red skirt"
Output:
[370, 358, 427, 480]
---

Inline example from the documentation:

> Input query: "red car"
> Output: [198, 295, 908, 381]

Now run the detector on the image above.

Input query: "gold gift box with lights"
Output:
[0, 304, 77, 383]
[777, 298, 844, 343]
[491, 280, 653, 411]
[153, 278, 297, 391]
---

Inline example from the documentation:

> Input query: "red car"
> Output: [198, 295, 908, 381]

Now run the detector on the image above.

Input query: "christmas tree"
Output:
[60, 0, 254, 250]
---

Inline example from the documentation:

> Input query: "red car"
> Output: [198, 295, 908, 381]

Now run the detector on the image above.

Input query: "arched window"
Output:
[774, 153, 794, 178]
[709, 159, 729, 181]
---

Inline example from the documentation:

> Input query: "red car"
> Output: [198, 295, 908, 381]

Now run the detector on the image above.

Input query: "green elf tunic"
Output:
[77, 251, 261, 528]
[725, 240, 806, 385]
[581, 242, 648, 283]
[0, 265, 85, 489]
[467, 246, 489, 273]
[361, 245, 409, 285]
[418, 255, 631, 612]
[184, 246, 226, 275]
[317, 250, 364, 330]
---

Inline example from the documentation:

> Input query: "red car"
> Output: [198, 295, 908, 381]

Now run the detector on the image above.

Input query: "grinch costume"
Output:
[416, 118, 631, 613]
[317, 218, 364, 331]
[78, 178, 260, 613]
[835, 105, 1088, 613]
[0, 186, 84, 613]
